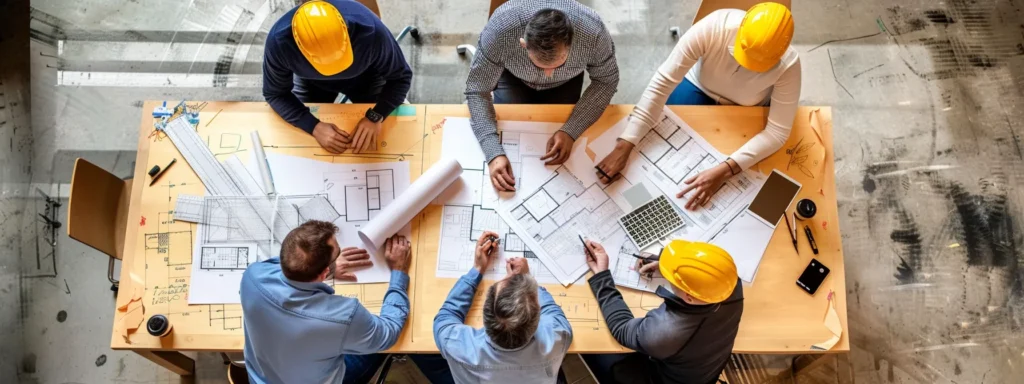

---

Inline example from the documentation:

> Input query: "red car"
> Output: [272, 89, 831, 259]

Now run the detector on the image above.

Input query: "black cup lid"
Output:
[147, 314, 169, 336]
[797, 199, 817, 217]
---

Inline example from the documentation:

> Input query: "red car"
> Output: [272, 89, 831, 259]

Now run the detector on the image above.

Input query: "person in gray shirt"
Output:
[465, 0, 619, 193]
[581, 239, 744, 384]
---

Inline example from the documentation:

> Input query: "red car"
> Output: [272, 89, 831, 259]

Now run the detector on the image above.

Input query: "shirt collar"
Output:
[282, 275, 335, 295]
[656, 286, 718, 315]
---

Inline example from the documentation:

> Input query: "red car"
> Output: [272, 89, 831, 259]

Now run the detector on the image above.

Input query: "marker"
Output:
[149, 158, 177, 186]
[804, 225, 819, 255]
[631, 253, 657, 279]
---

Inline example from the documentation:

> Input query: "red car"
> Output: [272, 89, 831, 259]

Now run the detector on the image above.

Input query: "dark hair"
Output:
[524, 8, 573, 64]
[280, 220, 339, 282]
[483, 273, 541, 349]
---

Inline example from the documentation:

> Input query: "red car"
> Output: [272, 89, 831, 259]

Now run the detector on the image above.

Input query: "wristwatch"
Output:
[365, 108, 384, 123]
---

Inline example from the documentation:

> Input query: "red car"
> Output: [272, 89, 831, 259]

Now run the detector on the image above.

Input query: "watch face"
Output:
[366, 108, 383, 122]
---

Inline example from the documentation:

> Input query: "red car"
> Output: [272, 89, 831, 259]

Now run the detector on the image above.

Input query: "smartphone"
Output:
[796, 258, 830, 295]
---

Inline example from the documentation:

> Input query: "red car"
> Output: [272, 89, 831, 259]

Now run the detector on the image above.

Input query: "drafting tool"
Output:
[173, 194, 205, 223]
[783, 212, 798, 254]
[804, 225, 819, 255]
[149, 158, 177, 186]
[161, 117, 243, 196]
[250, 131, 276, 195]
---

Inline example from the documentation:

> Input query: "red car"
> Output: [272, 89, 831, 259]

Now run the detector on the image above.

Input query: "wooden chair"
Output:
[670, 0, 793, 38]
[456, 0, 510, 56]
[67, 158, 132, 291]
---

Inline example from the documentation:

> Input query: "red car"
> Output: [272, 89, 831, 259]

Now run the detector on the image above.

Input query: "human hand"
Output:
[506, 257, 530, 275]
[678, 162, 733, 210]
[312, 122, 352, 154]
[474, 231, 500, 273]
[584, 240, 609, 274]
[383, 235, 411, 273]
[637, 260, 660, 277]
[595, 140, 634, 184]
[351, 117, 381, 153]
[488, 155, 516, 192]
[333, 247, 373, 282]
[540, 131, 574, 165]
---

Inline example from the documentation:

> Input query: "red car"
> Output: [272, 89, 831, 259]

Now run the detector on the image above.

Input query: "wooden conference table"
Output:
[112, 102, 847, 375]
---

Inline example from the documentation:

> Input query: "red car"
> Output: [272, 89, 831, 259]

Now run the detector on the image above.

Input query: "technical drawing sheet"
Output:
[265, 153, 411, 285]
[497, 163, 630, 286]
[588, 109, 766, 243]
[188, 194, 342, 304]
[435, 117, 571, 284]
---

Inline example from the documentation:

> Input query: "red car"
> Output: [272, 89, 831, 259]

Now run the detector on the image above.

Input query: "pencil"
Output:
[784, 212, 799, 254]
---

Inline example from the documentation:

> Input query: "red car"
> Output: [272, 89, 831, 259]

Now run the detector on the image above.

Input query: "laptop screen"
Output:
[747, 171, 802, 226]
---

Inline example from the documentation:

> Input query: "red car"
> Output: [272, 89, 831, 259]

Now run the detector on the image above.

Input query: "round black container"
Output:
[147, 314, 173, 338]
[795, 199, 817, 220]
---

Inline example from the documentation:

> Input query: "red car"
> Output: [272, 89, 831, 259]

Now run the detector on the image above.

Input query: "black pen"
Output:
[578, 234, 595, 261]
[804, 225, 819, 255]
[149, 158, 177, 186]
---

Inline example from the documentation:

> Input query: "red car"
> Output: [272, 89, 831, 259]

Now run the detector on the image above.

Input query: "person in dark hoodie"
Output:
[263, 0, 412, 154]
[581, 239, 744, 384]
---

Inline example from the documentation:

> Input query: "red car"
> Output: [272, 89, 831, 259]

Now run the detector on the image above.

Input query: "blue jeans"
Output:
[666, 79, 717, 106]
[408, 354, 456, 384]
[582, 353, 653, 384]
[492, 70, 585, 104]
[342, 354, 386, 383]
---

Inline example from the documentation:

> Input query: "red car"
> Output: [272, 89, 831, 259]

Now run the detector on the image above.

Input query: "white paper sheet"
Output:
[188, 225, 257, 304]
[267, 154, 412, 284]
[706, 210, 774, 282]
[359, 157, 462, 251]
[434, 117, 573, 283]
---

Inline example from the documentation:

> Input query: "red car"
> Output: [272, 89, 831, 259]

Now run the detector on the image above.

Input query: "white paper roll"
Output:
[358, 157, 462, 251]
[250, 131, 275, 195]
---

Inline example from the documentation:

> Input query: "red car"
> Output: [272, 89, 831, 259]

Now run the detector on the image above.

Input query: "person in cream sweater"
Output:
[596, 2, 800, 210]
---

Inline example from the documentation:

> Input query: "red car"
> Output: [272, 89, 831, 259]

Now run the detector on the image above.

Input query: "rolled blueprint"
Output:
[250, 131, 276, 195]
[358, 157, 462, 251]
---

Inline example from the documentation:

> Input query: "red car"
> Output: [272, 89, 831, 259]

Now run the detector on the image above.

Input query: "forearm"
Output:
[378, 270, 411, 336]
[372, 67, 412, 118]
[561, 79, 617, 139]
[466, 91, 504, 162]
[264, 88, 319, 134]
[434, 269, 481, 326]
[621, 70, 678, 144]
[730, 64, 800, 170]
[588, 270, 645, 350]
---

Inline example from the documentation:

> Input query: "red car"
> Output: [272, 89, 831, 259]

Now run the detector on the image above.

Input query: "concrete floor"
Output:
[2, 0, 1024, 382]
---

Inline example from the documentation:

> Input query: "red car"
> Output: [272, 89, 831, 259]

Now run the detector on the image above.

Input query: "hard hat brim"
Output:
[732, 39, 776, 73]
[309, 48, 354, 76]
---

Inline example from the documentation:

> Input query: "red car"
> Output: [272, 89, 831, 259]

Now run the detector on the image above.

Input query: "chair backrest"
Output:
[67, 158, 133, 260]
[489, 0, 510, 17]
[355, 0, 381, 19]
[692, 0, 792, 24]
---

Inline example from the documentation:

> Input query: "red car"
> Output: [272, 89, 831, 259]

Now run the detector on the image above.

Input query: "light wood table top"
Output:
[112, 102, 847, 356]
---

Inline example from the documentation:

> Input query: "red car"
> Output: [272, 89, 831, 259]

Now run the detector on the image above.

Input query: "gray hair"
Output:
[483, 273, 541, 349]
[523, 8, 573, 64]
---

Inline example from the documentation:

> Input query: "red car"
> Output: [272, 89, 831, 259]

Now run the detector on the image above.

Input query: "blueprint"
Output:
[498, 164, 629, 286]
[434, 118, 570, 284]
[587, 109, 766, 243]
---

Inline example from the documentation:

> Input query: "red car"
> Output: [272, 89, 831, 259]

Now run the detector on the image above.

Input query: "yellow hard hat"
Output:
[658, 240, 738, 303]
[733, 2, 794, 72]
[292, 0, 353, 75]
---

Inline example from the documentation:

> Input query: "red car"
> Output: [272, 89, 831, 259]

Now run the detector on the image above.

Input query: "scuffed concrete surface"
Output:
[4, 0, 1024, 382]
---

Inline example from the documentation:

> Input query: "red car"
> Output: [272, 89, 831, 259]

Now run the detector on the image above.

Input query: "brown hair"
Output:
[280, 220, 339, 282]
[483, 273, 541, 349]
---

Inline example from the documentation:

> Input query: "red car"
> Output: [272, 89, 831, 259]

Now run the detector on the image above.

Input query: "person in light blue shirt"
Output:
[240, 220, 412, 384]
[433, 231, 573, 383]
